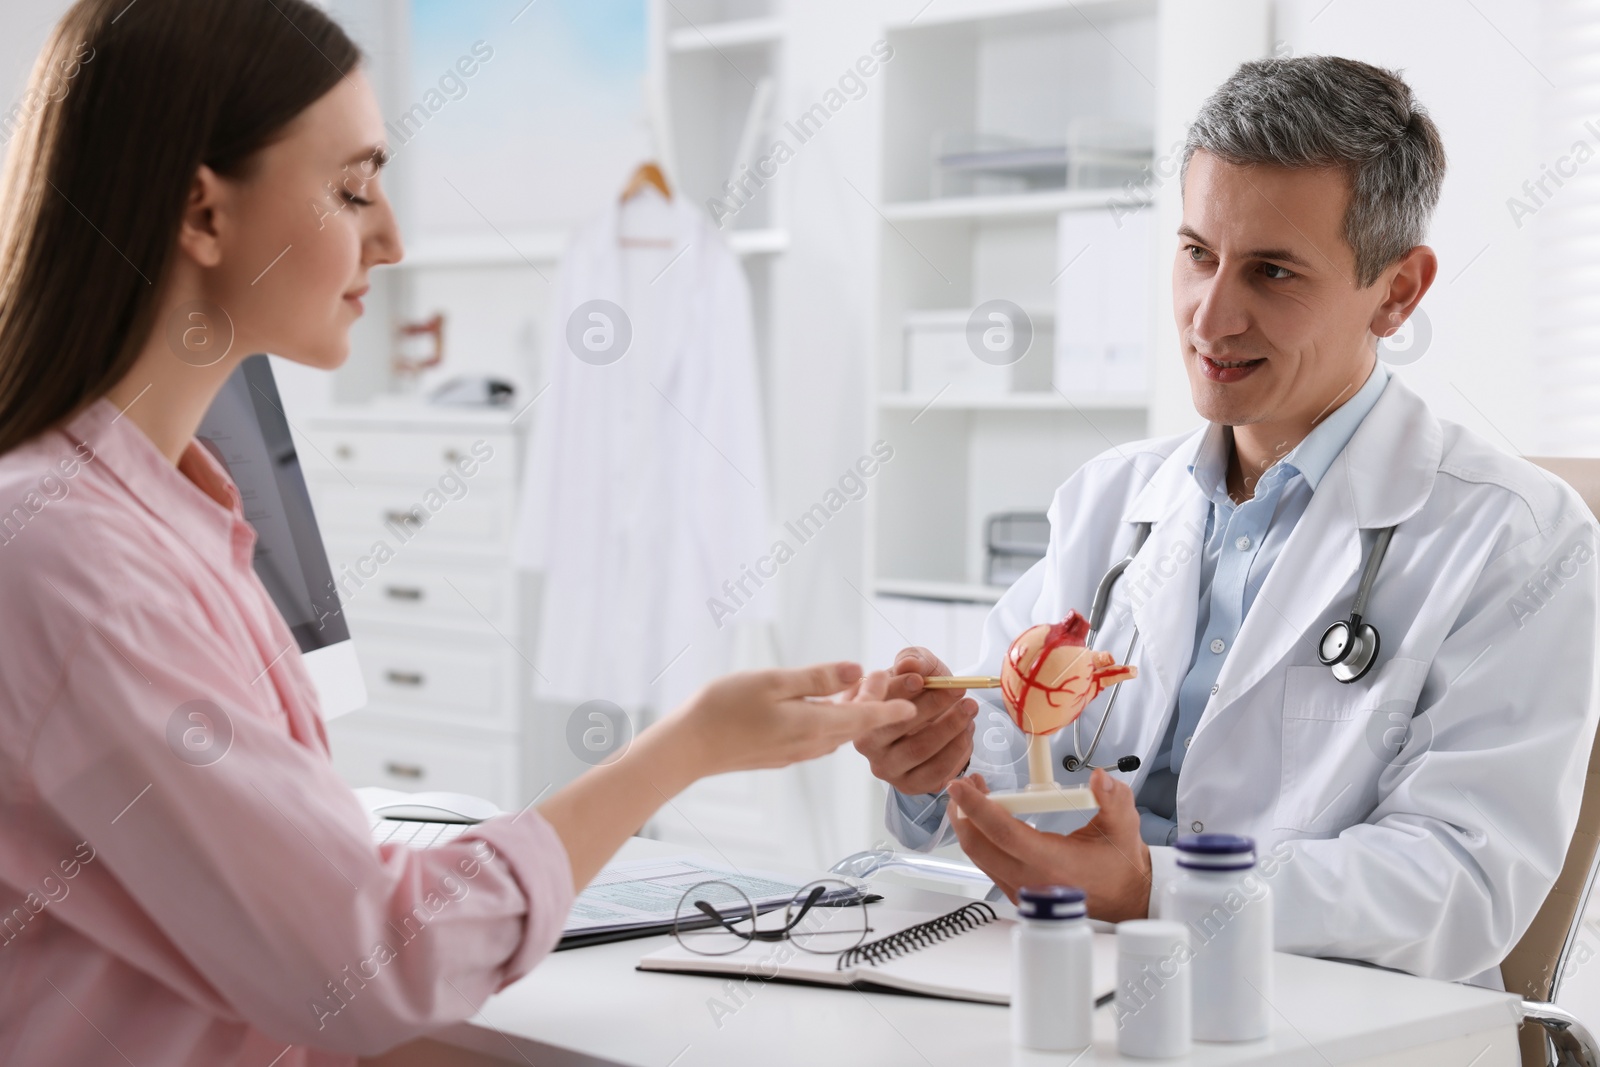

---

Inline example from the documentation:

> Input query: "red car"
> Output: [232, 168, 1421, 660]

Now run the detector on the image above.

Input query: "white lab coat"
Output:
[516, 192, 770, 713]
[887, 373, 1600, 987]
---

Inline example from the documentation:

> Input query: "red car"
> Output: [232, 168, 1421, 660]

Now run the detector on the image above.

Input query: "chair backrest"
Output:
[1501, 457, 1600, 1004]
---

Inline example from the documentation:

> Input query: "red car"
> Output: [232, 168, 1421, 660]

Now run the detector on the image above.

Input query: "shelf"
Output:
[396, 226, 787, 268]
[667, 17, 783, 53]
[875, 579, 1006, 605]
[887, 0, 1156, 34]
[399, 229, 567, 269]
[878, 391, 1148, 412]
[881, 187, 1151, 222]
[308, 400, 523, 430]
[724, 227, 790, 255]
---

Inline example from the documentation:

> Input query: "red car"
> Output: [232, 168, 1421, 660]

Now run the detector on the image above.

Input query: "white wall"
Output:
[1270, 0, 1545, 455]
[0, 1, 70, 93]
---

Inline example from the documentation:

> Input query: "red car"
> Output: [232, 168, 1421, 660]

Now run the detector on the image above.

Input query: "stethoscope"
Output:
[1317, 525, 1395, 683]
[1060, 520, 1398, 774]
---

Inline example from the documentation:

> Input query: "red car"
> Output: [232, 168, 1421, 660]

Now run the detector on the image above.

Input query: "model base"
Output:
[984, 783, 1098, 815]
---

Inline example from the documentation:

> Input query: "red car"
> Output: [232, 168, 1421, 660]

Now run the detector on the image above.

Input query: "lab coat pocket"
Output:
[1274, 657, 1431, 834]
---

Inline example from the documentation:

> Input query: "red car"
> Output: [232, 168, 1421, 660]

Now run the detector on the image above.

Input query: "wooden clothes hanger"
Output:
[621, 161, 671, 202]
[619, 162, 676, 249]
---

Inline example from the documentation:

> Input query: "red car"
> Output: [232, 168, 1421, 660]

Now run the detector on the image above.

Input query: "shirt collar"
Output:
[61, 397, 256, 570]
[1188, 361, 1390, 498]
[1188, 422, 1233, 503]
[1283, 361, 1389, 490]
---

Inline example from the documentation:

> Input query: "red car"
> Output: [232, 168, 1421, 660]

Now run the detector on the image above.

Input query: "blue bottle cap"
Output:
[1175, 833, 1256, 870]
[1017, 885, 1087, 920]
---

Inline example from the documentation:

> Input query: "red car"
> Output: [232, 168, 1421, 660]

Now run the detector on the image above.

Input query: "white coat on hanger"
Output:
[515, 189, 771, 715]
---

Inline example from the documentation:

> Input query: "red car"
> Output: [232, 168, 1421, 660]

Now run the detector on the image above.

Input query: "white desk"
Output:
[368, 838, 1523, 1067]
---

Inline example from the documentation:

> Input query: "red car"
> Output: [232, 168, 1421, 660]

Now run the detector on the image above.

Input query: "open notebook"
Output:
[638, 901, 1118, 1005]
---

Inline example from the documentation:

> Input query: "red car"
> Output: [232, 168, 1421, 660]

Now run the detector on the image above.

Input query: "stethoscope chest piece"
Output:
[1319, 617, 1380, 683]
[1317, 525, 1397, 685]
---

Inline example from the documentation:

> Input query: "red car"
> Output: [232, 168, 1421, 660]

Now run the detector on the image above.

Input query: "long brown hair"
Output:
[0, 0, 361, 455]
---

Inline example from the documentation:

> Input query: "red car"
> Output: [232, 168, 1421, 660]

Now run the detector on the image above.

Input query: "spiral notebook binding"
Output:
[835, 901, 998, 971]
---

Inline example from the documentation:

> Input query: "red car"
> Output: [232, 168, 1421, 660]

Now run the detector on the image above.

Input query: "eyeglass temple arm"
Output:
[696, 899, 790, 941]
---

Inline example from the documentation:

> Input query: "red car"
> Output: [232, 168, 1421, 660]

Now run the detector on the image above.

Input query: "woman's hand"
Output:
[670, 662, 916, 778]
[544, 662, 913, 893]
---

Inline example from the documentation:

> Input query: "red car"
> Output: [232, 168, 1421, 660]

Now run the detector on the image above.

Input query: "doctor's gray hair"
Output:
[1181, 56, 1447, 289]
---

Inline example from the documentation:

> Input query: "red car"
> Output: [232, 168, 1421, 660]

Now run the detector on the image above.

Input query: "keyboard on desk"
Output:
[370, 817, 474, 848]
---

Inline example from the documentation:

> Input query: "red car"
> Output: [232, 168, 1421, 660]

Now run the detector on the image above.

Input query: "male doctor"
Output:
[858, 56, 1600, 987]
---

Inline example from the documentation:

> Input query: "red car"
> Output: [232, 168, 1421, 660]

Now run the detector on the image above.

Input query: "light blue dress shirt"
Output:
[1134, 361, 1391, 845]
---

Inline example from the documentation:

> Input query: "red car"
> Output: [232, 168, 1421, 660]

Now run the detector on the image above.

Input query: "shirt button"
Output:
[1210, 684, 1220, 696]
[1235, 535, 1251, 551]
[1210, 638, 1226, 654]
[1191, 820, 1204, 833]
[1185, 735, 1193, 749]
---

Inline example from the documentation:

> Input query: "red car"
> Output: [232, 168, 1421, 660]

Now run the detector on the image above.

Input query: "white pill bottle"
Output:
[1161, 832, 1272, 1042]
[1011, 885, 1093, 1051]
[1115, 919, 1191, 1058]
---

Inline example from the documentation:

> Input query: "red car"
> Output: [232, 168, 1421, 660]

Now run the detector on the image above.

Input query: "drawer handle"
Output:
[335, 444, 354, 461]
[443, 448, 464, 463]
[386, 670, 425, 687]
[384, 508, 427, 528]
[384, 761, 425, 780]
[384, 585, 424, 601]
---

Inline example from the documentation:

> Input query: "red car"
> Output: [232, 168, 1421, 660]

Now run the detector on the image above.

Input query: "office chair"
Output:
[1509, 457, 1600, 1067]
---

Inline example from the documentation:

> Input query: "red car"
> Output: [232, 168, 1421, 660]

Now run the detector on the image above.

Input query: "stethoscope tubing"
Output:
[1071, 522, 1153, 772]
[1068, 518, 1397, 769]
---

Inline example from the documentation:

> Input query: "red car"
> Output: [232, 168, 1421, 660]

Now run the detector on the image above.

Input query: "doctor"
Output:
[858, 55, 1600, 986]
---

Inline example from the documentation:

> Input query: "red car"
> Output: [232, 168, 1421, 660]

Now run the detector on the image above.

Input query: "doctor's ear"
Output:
[1369, 245, 1437, 338]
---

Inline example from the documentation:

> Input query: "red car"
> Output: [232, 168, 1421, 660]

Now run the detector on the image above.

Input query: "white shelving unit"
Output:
[659, 0, 786, 237]
[865, 0, 1160, 621]
[840, 0, 1170, 861]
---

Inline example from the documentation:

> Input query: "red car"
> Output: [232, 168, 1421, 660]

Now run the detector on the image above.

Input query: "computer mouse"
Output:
[369, 791, 503, 824]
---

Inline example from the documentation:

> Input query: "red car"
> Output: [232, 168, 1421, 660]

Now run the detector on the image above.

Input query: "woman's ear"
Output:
[174, 164, 226, 269]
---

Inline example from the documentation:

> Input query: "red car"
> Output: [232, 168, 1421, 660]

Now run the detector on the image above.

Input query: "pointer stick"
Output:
[921, 676, 1002, 689]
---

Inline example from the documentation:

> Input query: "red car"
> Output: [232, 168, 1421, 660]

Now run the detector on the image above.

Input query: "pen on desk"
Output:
[921, 676, 1002, 689]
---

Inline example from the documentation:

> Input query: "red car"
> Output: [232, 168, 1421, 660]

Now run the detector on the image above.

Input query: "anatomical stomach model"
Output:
[933, 611, 1136, 816]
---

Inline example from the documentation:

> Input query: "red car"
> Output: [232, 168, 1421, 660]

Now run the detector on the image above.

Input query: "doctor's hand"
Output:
[676, 663, 915, 778]
[851, 647, 978, 797]
[947, 769, 1152, 923]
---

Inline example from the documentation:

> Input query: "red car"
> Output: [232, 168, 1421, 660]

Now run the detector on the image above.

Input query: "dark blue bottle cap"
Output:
[1175, 833, 1256, 870]
[1017, 885, 1087, 920]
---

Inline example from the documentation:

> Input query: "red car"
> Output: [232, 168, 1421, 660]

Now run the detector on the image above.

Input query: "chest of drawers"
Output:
[303, 406, 531, 810]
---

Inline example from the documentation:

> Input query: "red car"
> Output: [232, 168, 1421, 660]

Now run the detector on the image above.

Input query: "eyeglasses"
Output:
[671, 878, 872, 957]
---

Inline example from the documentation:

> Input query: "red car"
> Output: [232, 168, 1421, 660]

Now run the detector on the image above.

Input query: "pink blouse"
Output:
[0, 398, 575, 1065]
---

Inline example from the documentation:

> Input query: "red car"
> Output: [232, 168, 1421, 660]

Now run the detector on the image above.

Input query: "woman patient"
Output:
[0, 2, 912, 1063]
